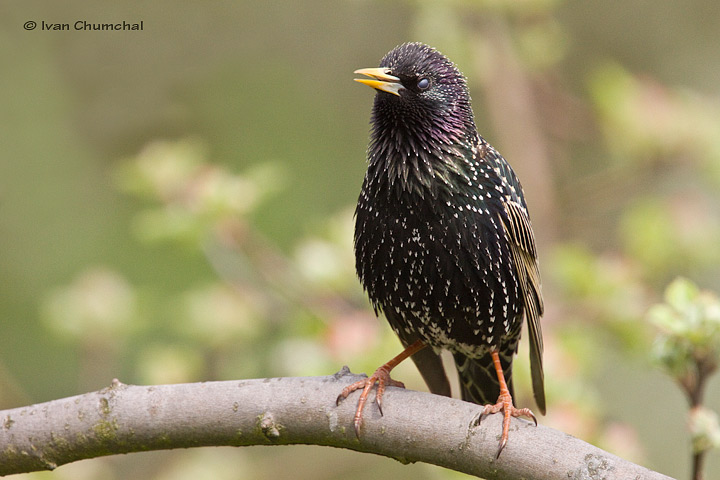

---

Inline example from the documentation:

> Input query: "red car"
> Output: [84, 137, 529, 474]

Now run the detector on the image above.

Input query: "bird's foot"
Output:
[336, 340, 426, 437]
[474, 390, 537, 458]
[336, 364, 406, 437]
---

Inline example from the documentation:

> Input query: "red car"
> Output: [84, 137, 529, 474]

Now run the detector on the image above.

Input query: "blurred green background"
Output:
[2, 1, 720, 479]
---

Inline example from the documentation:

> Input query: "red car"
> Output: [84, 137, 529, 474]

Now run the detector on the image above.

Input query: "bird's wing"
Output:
[501, 200, 546, 415]
[385, 309, 452, 397]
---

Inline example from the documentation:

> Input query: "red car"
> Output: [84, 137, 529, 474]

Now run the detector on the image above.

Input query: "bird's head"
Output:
[355, 42, 475, 145]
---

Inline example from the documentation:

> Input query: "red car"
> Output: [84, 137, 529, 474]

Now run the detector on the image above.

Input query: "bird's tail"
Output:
[453, 350, 514, 405]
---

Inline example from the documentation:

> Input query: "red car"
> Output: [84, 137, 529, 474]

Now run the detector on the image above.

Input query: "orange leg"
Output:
[337, 340, 427, 437]
[477, 350, 537, 458]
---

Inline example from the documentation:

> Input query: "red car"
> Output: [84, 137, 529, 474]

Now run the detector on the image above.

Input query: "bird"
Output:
[336, 42, 545, 457]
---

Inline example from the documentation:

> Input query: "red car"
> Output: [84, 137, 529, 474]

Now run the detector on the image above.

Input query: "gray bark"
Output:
[0, 368, 675, 479]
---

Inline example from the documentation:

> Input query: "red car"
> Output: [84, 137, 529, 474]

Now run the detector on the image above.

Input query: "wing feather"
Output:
[502, 201, 545, 414]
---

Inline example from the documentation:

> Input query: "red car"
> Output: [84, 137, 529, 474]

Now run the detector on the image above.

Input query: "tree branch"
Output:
[0, 368, 674, 479]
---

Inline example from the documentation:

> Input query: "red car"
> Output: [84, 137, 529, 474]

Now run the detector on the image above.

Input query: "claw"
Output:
[336, 340, 426, 438]
[473, 350, 539, 458]
[337, 368, 403, 437]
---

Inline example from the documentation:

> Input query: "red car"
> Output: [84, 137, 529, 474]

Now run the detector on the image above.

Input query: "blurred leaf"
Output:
[116, 139, 282, 248]
[271, 337, 334, 377]
[294, 208, 356, 290]
[649, 278, 720, 352]
[132, 206, 206, 245]
[42, 267, 139, 343]
[115, 139, 206, 201]
[177, 283, 265, 348]
[136, 343, 204, 385]
[665, 278, 699, 315]
[648, 277, 720, 404]
[689, 406, 720, 454]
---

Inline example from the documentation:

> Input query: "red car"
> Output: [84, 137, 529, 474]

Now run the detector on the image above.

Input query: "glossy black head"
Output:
[355, 43, 476, 149]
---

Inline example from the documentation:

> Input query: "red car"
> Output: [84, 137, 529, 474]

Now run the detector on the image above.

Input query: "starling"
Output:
[337, 42, 545, 456]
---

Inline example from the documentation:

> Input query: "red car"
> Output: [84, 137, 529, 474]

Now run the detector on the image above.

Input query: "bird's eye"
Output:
[417, 77, 430, 90]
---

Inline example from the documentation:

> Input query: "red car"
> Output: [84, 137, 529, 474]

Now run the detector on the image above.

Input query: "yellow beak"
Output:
[354, 68, 403, 96]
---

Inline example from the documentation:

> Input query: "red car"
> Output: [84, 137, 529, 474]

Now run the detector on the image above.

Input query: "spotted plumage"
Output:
[341, 42, 545, 453]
